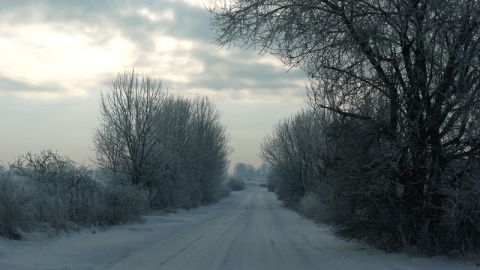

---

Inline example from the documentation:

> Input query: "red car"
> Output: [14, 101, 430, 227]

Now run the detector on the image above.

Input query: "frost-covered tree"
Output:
[144, 96, 231, 209]
[144, 96, 194, 208]
[93, 71, 165, 186]
[94, 73, 230, 209]
[188, 97, 231, 203]
[260, 109, 325, 206]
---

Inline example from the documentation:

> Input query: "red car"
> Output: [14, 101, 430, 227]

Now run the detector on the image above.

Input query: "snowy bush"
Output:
[10, 151, 100, 231]
[297, 191, 334, 224]
[0, 173, 32, 239]
[226, 177, 245, 191]
[436, 161, 480, 254]
[266, 170, 278, 192]
[0, 150, 152, 240]
[297, 193, 322, 221]
[212, 183, 231, 201]
[97, 184, 150, 225]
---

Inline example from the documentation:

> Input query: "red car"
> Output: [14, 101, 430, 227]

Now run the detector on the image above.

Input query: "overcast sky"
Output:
[0, 0, 308, 171]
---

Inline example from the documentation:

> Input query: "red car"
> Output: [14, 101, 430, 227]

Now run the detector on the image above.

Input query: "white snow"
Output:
[0, 182, 478, 270]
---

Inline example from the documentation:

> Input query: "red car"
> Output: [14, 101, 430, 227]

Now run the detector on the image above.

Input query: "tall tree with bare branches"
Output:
[211, 0, 480, 252]
[93, 71, 165, 186]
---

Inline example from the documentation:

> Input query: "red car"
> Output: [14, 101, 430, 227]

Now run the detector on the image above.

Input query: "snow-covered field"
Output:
[0, 182, 477, 270]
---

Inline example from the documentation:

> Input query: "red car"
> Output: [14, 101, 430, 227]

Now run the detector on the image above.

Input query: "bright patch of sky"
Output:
[0, 0, 308, 171]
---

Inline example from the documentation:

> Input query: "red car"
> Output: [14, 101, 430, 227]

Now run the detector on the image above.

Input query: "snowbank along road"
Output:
[0, 180, 477, 269]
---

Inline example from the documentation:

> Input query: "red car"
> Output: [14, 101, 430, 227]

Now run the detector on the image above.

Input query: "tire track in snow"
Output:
[107, 187, 255, 269]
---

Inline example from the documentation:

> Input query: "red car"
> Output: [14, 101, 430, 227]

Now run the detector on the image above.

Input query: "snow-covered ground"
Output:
[0, 182, 478, 270]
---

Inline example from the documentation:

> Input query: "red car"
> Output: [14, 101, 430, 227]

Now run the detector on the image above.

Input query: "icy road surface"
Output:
[0, 181, 477, 270]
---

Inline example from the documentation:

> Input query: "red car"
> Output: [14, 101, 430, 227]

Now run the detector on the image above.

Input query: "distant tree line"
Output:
[232, 162, 269, 179]
[212, 0, 480, 256]
[226, 162, 270, 191]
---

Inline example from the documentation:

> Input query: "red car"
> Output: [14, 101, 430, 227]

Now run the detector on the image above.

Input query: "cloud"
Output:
[0, 76, 91, 99]
[0, 76, 58, 93]
[0, 0, 308, 100]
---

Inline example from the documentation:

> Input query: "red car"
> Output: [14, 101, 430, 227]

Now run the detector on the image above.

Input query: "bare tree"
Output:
[93, 71, 165, 186]
[211, 0, 480, 253]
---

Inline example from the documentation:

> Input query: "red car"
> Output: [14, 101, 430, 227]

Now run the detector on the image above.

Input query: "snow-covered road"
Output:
[0, 182, 477, 269]
[108, 183, 323, 270]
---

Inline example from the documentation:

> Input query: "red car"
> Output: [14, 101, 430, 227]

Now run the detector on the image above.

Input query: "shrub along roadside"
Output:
[226, 177, 245, 191]
[0, 150, 149, 240]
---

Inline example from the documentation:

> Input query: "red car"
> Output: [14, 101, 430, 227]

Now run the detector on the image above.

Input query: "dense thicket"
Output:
[212, 0, 480, 255]
[94, 71, 231, 211]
